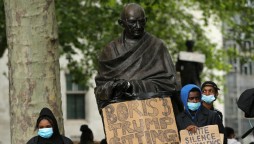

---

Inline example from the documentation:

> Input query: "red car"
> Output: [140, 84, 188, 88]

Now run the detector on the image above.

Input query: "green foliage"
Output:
[2, 0, 253, 87]
[54, 0, 232, 86]
[196, 0, 254, 61]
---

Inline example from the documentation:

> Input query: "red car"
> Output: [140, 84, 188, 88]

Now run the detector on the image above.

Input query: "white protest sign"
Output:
[180, 125, 222, 144]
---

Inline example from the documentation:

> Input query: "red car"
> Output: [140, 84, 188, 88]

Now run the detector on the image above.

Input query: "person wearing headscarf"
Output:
[27, 107, 73, 144]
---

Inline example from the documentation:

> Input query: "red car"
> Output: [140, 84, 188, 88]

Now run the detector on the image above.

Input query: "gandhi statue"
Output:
[94, 3, 183, 114]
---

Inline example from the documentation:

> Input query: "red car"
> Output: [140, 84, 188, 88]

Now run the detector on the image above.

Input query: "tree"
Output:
[3, 0, 63, 143]
[192, 0, 254, 63]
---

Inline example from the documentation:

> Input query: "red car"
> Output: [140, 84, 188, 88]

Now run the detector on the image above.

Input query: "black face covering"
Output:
[35, 107, 64, 144]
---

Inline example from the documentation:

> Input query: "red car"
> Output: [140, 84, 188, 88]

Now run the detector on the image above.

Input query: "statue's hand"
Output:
[94, 81, 115, 101]
[113, 79, 130, 92]
[112, 79, 130, 98]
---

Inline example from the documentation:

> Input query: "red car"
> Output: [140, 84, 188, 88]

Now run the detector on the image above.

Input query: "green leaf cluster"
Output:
[1, 0, 253, 88]
[55, 0, 232, 86]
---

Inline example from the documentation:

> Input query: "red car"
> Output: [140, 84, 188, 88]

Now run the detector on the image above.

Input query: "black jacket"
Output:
[26, 107, 73, 144]
[176, 106, 224, 133]
[27, 135, 73, 144]
[212, 107, 223, 121]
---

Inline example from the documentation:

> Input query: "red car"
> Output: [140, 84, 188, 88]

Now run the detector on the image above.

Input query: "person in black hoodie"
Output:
[27, 107, 73, 144]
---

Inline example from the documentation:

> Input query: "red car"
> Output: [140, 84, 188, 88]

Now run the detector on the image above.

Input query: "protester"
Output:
[201, 81, 223, 120]
[27, 107, 73, 144]
[176, 84, 225, 134]
[80, 124, 94, 144]
[225, 126, 241, 144]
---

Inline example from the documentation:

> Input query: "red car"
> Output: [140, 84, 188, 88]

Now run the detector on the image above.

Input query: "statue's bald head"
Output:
[120, 3, 146, 20]
[118, 3, 147, 39]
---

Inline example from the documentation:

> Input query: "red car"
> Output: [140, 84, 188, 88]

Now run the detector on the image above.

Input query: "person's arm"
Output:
[214, 109, 223, 122]
[213, 113, 225, 134]
[212, 112, 226, 144]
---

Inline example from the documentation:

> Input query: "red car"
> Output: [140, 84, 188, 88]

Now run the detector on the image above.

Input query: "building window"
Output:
[66, 73, 86, 119]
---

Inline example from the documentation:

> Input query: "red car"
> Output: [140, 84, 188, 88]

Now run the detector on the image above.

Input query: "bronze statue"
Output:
[94, 3, 183, 114]
[176, 40, 204, 87]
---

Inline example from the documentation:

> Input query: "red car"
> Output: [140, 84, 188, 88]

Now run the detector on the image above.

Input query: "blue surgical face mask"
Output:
[38, 128, 53, 138]
[202, 94, 216, 104]
[187, 102, 201, 111]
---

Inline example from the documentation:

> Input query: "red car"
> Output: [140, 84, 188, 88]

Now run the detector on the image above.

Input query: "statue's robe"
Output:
[95, 32, 183, 114]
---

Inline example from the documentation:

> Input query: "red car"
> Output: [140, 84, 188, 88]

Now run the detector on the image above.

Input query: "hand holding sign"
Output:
[185, 125, 198, 133]
[180, 125, 222, 144]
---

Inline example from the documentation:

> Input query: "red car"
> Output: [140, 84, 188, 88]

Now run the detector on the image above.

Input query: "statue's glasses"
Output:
[123, 18, 146, 27]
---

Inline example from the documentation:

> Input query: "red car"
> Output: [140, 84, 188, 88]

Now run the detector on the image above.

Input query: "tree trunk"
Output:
[3, 0, 64, 143]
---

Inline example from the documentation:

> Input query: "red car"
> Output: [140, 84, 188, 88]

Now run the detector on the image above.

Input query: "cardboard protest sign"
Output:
[180, 125, 222, 144]
[102, 97, 180, 144]
[220, 134, 224, 143]
[179, 51, 205, 63]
